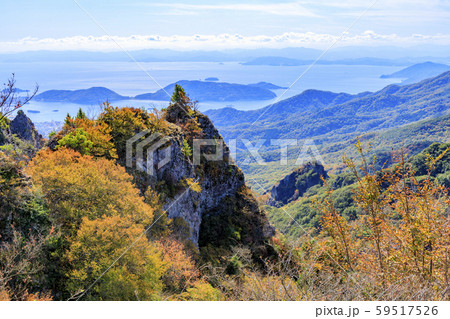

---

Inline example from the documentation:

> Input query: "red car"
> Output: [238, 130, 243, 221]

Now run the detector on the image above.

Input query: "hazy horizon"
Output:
[2, 0, 450, 53]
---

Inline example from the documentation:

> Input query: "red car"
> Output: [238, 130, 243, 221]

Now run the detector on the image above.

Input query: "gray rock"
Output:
[135, 106, 274, 246]
[269, 162, 327, 206]
[9, 110, 43, 148]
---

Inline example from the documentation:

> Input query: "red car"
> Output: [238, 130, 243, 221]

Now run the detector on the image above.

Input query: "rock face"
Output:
[9, 110, 43, 148]
[137, 103, 274, 249]
[269, 162, 327, 206]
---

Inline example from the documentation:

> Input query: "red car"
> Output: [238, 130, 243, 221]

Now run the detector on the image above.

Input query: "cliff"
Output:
[1, 110, 43, 148]
[269, 162, 327, 206]
[128, 102, 274, 256]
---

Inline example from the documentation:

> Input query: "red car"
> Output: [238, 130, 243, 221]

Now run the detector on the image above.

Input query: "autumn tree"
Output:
[343, 140, 389, 284]
[97, 103, 169, 161]
[56, 113, 117, 159]
[66, 215, 166, 301]
[171, 84, 187, 103]
[316, 140, 450, 299]
[57, 128, 94, 155]
[316, 182, 354, 272]
[153, 239, 198, 294]
[27, 148, 154, 234]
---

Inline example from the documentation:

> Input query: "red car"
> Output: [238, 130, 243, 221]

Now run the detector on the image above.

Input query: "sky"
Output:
[1, 0, 450, 52]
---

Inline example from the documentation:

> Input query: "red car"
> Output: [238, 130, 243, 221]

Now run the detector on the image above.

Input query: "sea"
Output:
[0, 61, 406, 123]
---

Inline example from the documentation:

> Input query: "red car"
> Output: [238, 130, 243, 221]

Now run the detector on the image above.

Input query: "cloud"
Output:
[301, 0, 445, 9]
[149, 2, 320, 17]
[1, 32, 450, 53]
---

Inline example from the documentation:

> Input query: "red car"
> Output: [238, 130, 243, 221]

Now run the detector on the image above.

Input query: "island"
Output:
[34, 87, 129, 104]
[32, 80, 287, 104]
[248, 82, 288, 90]
[135, 80, 277, 102]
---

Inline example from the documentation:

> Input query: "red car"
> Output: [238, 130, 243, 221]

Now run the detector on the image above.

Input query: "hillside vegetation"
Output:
[243, 113, 450, 191]
[267, 142, 450, 237]
[1, 78, 449, 301]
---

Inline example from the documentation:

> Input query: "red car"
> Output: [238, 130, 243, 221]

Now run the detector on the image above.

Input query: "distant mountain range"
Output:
[2, 46, 450, 63]
[1, 88, 29, 94]
[242, 56, 414, 66]
[14, 88, 29, 93]
[35, 87, 129, 104]
[380, 62, 450, 84]
[34, 80, 286, 104]
[222, 72, 450, 192]
[205, 71, 450, 142]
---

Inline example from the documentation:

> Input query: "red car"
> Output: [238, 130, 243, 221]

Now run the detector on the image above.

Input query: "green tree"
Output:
[57, 128, 93, 155]
[75, 108, 87, 120]
[171, 84, 187, 103]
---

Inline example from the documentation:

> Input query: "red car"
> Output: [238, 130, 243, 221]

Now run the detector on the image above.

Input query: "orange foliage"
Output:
[22, 291, 53, 301]
[154, 239, 198, 293]
[61, 117, 117, 159]
[27, 148, 153, 233]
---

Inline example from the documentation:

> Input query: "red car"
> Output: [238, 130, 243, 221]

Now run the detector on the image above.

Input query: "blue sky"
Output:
[2, 0, 450, 52]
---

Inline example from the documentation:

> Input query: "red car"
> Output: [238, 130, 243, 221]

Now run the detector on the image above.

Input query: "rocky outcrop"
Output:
[9, 110, 43, 148]
[135, 103, 274, 250]
[269, 162, 327, 206]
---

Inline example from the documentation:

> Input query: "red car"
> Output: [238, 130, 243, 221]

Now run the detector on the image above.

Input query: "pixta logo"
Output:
[126, 131, 172, 176]
[126, 131, 325, 176]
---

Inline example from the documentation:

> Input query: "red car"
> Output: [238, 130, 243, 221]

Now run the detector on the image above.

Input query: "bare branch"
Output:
[0, 74, 39, 123]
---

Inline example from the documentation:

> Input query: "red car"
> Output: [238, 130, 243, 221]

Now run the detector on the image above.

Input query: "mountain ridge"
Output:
[205, 71, 450, 141]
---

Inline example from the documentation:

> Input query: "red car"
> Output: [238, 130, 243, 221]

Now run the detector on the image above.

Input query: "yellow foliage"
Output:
[98, 103, 169, 160]
[27, 148, 153, 233]
[183, 178, 202, 193]
[0, 289, 9, 301]
[59, 117, 117, 159]
[154, 239, 198, 293]
[66, 215, 166, 301]
[317, 140, 450, 297]
[177, 280, 223, 301]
